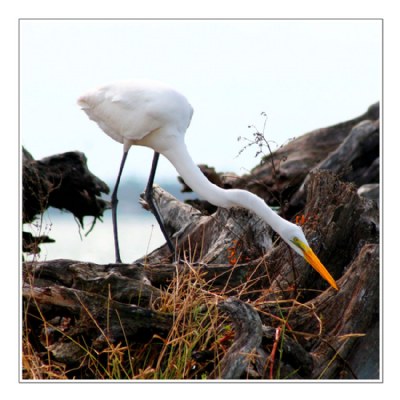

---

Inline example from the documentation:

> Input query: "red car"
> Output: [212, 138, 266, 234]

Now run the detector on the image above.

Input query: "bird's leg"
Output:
[145, 152, 175, 254]
[111, 150, 129, 263]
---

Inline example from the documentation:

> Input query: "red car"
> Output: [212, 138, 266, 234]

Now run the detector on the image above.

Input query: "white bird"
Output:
[78, 80, 338, 290]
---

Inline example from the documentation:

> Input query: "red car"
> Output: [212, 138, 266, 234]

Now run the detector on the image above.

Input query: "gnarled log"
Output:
[214, 297, 265, 379]
[23, 148, 109, 225]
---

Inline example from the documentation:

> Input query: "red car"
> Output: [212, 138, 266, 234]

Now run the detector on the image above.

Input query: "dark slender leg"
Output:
[145, 152, 175, 253]
[111, 150, 129, 263]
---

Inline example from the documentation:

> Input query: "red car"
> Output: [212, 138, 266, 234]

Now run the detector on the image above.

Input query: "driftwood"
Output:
[214, 297, 265, 379]
[22, 148, 110, 252]
[22, 103, 380, 380]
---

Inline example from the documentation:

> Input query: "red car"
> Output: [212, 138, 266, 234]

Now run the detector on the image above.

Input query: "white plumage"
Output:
[78, 80, 338, 290]
[78, 80, 193, 153]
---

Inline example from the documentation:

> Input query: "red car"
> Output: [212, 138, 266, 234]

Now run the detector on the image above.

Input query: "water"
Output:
[24, 210, 166, 264]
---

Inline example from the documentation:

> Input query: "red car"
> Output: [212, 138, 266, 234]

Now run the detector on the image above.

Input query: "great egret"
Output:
[78, 80, 338, 290]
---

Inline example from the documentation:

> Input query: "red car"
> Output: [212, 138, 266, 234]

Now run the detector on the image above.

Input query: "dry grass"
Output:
[21, 243, 354, 380]
[22, 258, 235, 380]
[22, 258, 332, 380]
[22, 219, 354, 381]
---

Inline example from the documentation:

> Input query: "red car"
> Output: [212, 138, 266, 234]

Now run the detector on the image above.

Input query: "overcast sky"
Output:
[20, 19, 381, 183]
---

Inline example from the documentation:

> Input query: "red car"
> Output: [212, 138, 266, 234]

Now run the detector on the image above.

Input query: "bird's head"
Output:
[280, 222, 338, 290]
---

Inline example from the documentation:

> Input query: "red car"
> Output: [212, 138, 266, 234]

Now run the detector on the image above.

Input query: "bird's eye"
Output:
[291, 237, 306, 251]
[291, 236, 300, 245]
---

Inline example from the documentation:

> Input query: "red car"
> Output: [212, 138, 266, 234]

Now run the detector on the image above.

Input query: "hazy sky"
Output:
[20, 19, 381, 183]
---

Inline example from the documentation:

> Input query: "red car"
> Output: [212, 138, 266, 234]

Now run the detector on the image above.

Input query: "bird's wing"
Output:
[79, 82, 192, 143]
[106, 90, 165, 141]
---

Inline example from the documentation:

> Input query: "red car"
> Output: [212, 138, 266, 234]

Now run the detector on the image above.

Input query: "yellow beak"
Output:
[303, 246, 339, 290]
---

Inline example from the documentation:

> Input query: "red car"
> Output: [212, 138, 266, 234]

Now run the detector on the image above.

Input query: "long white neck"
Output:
[162, 140, 290, 236]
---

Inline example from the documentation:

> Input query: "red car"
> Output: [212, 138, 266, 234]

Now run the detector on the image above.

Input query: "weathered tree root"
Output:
[214, 297, 265, 379]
